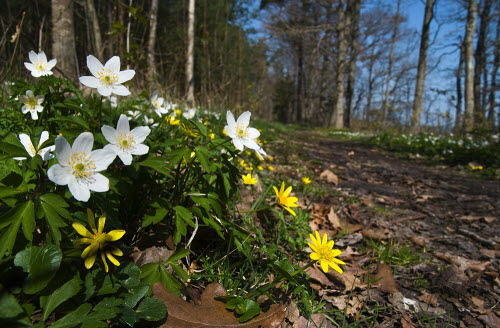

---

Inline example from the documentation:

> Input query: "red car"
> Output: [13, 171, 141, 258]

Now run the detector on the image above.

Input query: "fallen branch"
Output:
[391, 214, 425, 224]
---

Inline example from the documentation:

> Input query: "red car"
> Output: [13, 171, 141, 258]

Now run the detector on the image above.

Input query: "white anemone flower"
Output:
[224, 110, 265, 154]
[183, 108, 197, 119]
[143, 115, 158, 128]
[79, 55, 135, 97]
[20, 90, 44, 120]
[102, 114, 151, 165]
[127, 110, 141, 121]
[24, 50, 57, 77]
[151, 91, 169, 116]
[47, 132, 116, 202]
[14, 131, 55, 161]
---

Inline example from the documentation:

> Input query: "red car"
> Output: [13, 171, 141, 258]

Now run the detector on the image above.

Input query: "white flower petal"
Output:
[224, 124, 236, 138]
[111, 84, 131, 96]
[24, 62, 35, 72]
[87, 55, 103, 77]
[22, 106, 29, 114]
[47, 59, 57, 70]
[91, 149, 116, 171]
[28, 51, 37, 64]
[39, 148, 55, 161]
[151, 90, 158, 101]
[101, 125, 117, 143]
[233, 138, 244, 151]
[30, 111, 39, 120]
[116, 114, 130, 134]
[248, 127, 260, 139]
[38, 51, 47, 63]
[72, 132, 94, 155]
[68, 180, 91, 202]
[242, 138, 260, 151]
[97, 86, 112, 97]
[88, 173, 109, 192]
[156, 97, 164, 107]
[118, 69, 135, 83]
[38, 131, 50, 147]
[26, 90, 34, 98]
[31, 70, 42, 78]
[105, 56, 120, 72]
[131, 144, 149, 156]
[19, 134, 36, 157]
[237, 111, 251, 127]
[55, 135, 71, 165]
[130, 126, 151, 143]
[226, 110, 236, 129]
[36, 95, 44, 104]
[80, 76, 101, 88]
[117, 152, 133, 165]
[47, 164, 73, 186]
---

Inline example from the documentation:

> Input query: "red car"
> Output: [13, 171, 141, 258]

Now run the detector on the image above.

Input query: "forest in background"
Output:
[0, 0, 499, 133]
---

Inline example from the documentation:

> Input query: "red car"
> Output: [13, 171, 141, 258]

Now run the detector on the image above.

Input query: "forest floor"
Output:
[270, 128, 500, 327]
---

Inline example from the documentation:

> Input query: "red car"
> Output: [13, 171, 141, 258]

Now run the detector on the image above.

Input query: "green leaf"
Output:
[49, 115, 90, 130]
[135, 297, 167, 321]
[271, 259, 297, 284]
[170, 263, 189, 282]
[84, 271, 98, 301]
[21, 201, 35, 241]
[142, 203, 168, 227]
[160, 268, 182, 296]
[50, 303, 92, 328]
[0, 185, 26, 198]
[139, 156, 172, 177]
[118, 262, 141, 289]
[175, 216, 186, 243]
[238, 299, 261, 323]
[0, 289, 31, 327]
[14, 245, 63, 294]
[40, 201, 68, 245]
[41, 274, 82, 320]
[96, 275, 120, 296]
[194, 146, 215, 172]
[0, 201, 34, 258]
[174, 206, 195, 227]
[167, 248, 190, 263]
[120, 304, 137, 327]
[123, 283, 149, 308]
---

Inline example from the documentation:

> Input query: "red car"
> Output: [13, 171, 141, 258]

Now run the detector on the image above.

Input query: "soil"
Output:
[274, 130, 500, 328]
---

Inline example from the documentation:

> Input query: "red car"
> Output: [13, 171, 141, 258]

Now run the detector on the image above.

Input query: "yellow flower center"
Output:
[97, 68, 118, 85]
[36, 60, 47, 71]
[69, 152, 96, 179]
[96, 233, 107, 247]
[235, 123, 249, 138]
[26, 97, 38, 109]
[117, 133, 135, 151]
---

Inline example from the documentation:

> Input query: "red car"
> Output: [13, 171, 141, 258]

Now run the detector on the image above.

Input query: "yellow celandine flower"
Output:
[308, 231, 345, 274]
[256, 152, 264, 161]
[268, 156, 273, 161]
[73, 209, 125, 272]
[176, 109, 182, 116]
[268, 166, 274, 171]
[242, 173, 257, 185]
[257, 165, 264, 171]
[302, 177, 311, 185]
[245, 166, 253, 171]
[273, 182, 299, 216]
[181, 123, 200, 137]
[167, 116, 180, 125]
[209, 133, 215, 139]
[472, 165, 483, 171]
[239, 159, 246, 167]
[222, 128, 228, 136]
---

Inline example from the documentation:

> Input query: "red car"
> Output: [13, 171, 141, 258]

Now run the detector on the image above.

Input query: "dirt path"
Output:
[276, 130, 500, 327]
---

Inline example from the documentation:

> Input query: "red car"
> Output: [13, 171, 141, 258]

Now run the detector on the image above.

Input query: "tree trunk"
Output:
[51, 0, 78, 83]
[455, 40, 465, 133]
[330, 0, 347, 128]
[382, 0, 401, 124]
[147, 0, 159, 87]
[344, 0, 361, 128]
[463, 0, 477, 132]
[410, 0, 434, 133]
[473, 0, 492, 127]
[487, 9, 499, 128]
[86, 0, 102, 59]
[186, 0, 195, 105]
[296, 41, 304, 123]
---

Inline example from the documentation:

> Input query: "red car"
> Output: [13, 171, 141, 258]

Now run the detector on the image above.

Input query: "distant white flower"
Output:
[24, 50, 56, 77]
[109, 96, 118, 108]
[20, 90, 44, 120]
[143, 115, 158, 128]
[165, 102, 177, 112]
[224, 110, 265, 154]
[102, 114, 150, 165]
[47, 132, 115, 202]
[151, 91, 169, 116]
[14, 131, 55, 161]
[79, 55, 135, 97]
[183, 107, 197, 119]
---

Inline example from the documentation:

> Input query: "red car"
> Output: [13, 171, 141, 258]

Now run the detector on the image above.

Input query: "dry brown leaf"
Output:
[418, 291, 438, 306]
[327, 207, 342, 229]
[305, 266, 333, 287]
[410, 236, 427, 248]
[478, 313, 500, 328]
[319, 169, 339, 185]
[326, 265, 366, 292]
[152, 282, 286, 327]
[348, 151, 355, 156]
[434, 252, 491, 272]
[373, 263, 399, 294]
[480, 249, 500, 259]
[484, 217, 496, 224]
[401, 314, 417, 328]
[131, 246, 174, 266]
[325, 293, 366, 318]
[361, 197, 375, 207]
[361, 228, 391, 240]
[471, 296, 487, 314]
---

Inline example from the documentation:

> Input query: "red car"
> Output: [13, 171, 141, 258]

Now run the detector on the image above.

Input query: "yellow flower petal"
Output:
[87, 208, 97, 234]
[280, 181, 285, 194]
[74, 238, 93, 245]
[101, 252, 109, 272]
[322, 233, 327, 246]
[284, 206, 296, 217]
[332, 257, 346, 265]
[310, 252, 320, 260]
[106, 230, 126, 241]
[283, 186, 292, 198]
[330, 262, 343, 274]
[273, 186, 279, 197]
[72, 222, 94, 238]
[320, 260, 329, 273]
[111, 247, 123, 256]
[81, 243, 98, 259]
[97, 214, 106, 234]
[85, 253, 97, 269]
[315, 231, 321, 243]
[307, 242, 318, 253]
[105, 250, 120, 266]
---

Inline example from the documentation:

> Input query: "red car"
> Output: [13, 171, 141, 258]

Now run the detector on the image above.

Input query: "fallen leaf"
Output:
[471, 296, 487, 314]
[418, 291, 438, 307]
[348, 151, 355, 156]
[326, 265, 366, 292]
[305, 266, 333, 288]
[152, 282, 286, 327]
[480, 249, 500, 259]
[361, 228, 391, 240]
[361, 198, 375, 207]
[327, 207, 342, 229]
[410, 236, 427, 248]
[401, 314, 417, 328]
[285, 301, 300, 324]
[373, 263, 398, 294]
[325, 293, 366, 318]
[484, 217, 496, 224]
[434, 252, 491, 272]
[131, 246, 174, 266]
[478, 313, 500, 328]
[320, 169, 339, 185]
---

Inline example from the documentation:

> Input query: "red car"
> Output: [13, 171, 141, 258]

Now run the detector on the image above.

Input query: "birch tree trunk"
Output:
[455, 40, 465, 133]
[382, 0, 401, 124]
[463, 0, 477, 132]
[51, 0, 78, 83]
[410, 0, 433, 133]
[344, 0, 361, 128]
[147, 0, 159, 87]
[86, 0, 102, 59]
[330, 0, 347, 128]
[487, 9, 499, 128]
[186, 0, 195, 105]
[473, 0, 491, 127]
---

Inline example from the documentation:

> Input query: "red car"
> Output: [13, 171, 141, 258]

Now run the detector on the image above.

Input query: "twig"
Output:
[391, 214, 425, 224]
[457, 228, 497, 248]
